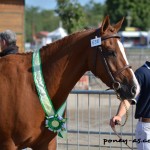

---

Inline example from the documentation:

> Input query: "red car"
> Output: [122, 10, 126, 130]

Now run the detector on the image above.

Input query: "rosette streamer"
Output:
[32, 50, 67, 139]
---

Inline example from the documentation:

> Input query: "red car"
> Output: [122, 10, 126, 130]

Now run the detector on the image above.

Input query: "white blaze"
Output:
[117, 40, 129, 65]
[117, 40, 140, 97]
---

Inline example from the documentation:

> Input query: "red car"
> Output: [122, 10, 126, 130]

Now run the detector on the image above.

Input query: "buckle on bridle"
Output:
[112, 82, 121, 91]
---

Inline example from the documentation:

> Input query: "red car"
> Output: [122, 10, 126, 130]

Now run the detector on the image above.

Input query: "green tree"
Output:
[105, 0, 150, 30]
[84, 0, 105, 28]
[40, 10, 60, 31]
[25, 7, 60, 42]
[25, 7, 40, 42]
[56, 0, 86, 33]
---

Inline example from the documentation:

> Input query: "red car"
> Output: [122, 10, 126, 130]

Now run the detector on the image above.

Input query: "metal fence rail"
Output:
[57, 90, 137, 150]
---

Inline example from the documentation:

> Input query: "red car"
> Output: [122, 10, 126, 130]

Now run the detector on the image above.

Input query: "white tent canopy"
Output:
[40, 25, 68, 47]
[47, 27, 68, 42]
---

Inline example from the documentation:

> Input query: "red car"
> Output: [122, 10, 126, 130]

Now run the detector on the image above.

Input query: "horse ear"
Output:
[113, 17, 124, 32]
[100, 15, 110, 33]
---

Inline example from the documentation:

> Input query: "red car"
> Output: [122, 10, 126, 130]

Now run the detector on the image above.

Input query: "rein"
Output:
[93, 30, 133, 149]
[111, 100, 133, 150]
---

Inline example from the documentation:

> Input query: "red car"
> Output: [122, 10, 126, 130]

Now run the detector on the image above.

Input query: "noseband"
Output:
[94, 30, 131, 93]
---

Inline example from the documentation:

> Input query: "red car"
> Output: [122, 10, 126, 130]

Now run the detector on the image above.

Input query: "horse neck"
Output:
[40, 30, 93, 109]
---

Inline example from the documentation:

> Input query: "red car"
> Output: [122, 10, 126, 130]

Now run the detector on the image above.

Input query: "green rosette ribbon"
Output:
[32, 50, 67, 139]
[46, 114, 67, 138]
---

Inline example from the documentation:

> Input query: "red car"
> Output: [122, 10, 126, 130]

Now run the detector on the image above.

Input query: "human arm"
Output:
[110, 66, 142, 128]
[110, 99, 132, 128]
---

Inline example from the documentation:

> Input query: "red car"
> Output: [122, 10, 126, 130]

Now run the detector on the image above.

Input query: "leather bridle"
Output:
[93, 30, 133, 149]
[94, 30, 131, 96]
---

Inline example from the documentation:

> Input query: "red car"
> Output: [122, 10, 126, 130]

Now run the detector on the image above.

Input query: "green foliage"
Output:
[105, 0, 150, 30]
[25, 1, 106, 42]
[25, 0, 150, 43]
[25, 6, 60, 42]
[55, 0, 86, 33]
[84, 0, 105, 28]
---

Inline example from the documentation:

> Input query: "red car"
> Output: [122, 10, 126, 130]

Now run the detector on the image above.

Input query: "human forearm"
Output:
[110, 100, 131, 127]
[116, 100, 131, 117]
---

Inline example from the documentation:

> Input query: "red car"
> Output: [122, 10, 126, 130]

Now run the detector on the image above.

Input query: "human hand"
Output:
[110, 115, 122, 128]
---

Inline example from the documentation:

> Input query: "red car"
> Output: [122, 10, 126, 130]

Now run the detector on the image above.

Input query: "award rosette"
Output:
[32, 50, 67, 139]
[46, 114, 67, 133]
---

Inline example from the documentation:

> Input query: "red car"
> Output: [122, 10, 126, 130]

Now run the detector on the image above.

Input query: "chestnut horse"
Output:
[0, 16, 139, 150]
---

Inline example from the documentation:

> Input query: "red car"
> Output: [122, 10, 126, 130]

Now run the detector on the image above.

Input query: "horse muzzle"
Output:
[114, 83, 137, 100]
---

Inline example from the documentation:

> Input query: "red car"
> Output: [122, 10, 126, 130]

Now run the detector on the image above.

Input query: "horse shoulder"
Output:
[0, 54, 47, 147]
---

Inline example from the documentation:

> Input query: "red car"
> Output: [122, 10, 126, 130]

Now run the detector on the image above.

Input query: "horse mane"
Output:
[17, 28, 95, 56]
[40, 28, 95, 54]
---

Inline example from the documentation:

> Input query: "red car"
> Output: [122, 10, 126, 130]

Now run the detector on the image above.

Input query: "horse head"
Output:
[89, 16, 140, 100]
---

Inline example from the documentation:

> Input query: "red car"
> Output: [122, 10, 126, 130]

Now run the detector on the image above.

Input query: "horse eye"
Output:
[111, 51, 117, 57]
[104, 50, 116, 57]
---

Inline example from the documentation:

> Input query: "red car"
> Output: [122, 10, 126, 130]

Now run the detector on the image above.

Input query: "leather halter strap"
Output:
[94, 29, 131, 90]
[96, 31, 133, 149]
[114, 65, 131, 77]
[101, 34, 120, 41]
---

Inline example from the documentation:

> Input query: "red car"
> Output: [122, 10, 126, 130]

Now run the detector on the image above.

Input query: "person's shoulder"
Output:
[135, 65, 145, 74]
[134, 65, 147, 80]
[135, 64, 150, 82]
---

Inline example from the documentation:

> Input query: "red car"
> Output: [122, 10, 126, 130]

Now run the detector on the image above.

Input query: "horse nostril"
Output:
[131, 85, 137, 96]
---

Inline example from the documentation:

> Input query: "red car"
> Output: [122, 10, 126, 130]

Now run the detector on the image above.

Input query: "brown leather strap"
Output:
[111, 126, 133, 149]
[111, 100, 133, 149]
[102, 34, 120, 41]
[139, 117, 150, 123]
[94, 29, 132, 94]
[114, 65, 132, 77]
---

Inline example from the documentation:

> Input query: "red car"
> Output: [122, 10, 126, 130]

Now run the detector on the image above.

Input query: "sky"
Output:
[25, 0, 105, 10]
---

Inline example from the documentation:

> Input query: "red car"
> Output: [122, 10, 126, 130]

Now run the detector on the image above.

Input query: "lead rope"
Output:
[111, 99, 133, 149]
